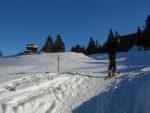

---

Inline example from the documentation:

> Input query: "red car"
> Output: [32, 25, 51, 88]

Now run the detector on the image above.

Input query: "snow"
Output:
[127, 46, 150, 67]
[0, 47, 150, 113]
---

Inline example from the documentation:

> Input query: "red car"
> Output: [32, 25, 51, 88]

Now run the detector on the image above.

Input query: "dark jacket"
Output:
[107, 38, 118, 54]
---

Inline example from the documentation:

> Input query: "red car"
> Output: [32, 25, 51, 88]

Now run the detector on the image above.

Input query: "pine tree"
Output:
[95, 40, 100, 49]
[114, 31, 121, 51]
[108, 29, 114, 40]
[71, 46, 75, 52]
[42, 36, 54, 53]
[54, 34, 65, 52]
[81, 46, 86, 54]
[74, 44, 82, 53]
[136, 27, 143, 47]
[0, 51, 2, 57]
[145, 15, 150, 34]
[106, 29, 115, 52]
[143, 15, 150, 49]
[95, 40, 100, 53]
[86, 37, 96, 54]
[137, 27, 142, 35]
[115, 31, 120, 37]
[71, 44, 85, 53]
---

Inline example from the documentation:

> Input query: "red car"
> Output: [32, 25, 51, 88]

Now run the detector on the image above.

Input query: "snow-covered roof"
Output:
[27, 44, 38, 48]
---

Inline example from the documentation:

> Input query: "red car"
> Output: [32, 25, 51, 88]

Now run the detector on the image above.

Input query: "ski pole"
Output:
[125, 52, 134, 76]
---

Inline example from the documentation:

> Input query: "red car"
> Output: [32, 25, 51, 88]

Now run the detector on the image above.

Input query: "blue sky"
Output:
[0, 0, 150, 55]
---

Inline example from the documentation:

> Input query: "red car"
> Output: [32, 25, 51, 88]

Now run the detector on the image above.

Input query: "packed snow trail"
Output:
[0, 72, 110, 113]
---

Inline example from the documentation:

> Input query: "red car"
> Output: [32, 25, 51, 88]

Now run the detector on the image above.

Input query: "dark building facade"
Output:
[26, 44, 38, 52]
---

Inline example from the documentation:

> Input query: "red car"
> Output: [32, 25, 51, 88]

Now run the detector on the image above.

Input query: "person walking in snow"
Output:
[107, 30, 120, 77]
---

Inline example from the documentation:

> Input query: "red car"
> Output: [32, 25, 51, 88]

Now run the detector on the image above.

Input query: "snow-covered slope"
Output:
[0, 52, 108, 74]
[0, 48, 150, 113]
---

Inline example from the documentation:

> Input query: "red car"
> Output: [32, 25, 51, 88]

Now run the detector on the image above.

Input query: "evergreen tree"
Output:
[108, 29, 114, 40]
[86, 37, 96, 54]
[136, 27, 143, 47]
[115, 31, 120, 37]
[95, 40, 100, 49]
[74, 44, 82, 53]
[106, 29, 115, 52]
[137, 27, 142, 35]
[99, 45, 103, 53]
[81, 46, 86, 54]
[71, 46, 75, 52]
[54, 34, 65, 52]
[95, 40, 100, 53]
[145, 15, 150, 34]
[114, 31, 121, 51]
[143, 15, 150, 49]
[42, 36, 54, 53]
[0, 51, 2, 57]
[72, 45, 86, 54]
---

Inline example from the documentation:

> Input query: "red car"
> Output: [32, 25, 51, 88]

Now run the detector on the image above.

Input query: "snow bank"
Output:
[126, 46, 150, 67]
[73, 72, 150, 113]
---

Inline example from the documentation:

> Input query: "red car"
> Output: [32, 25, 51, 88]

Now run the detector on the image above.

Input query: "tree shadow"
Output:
[82, 61, 107, 65]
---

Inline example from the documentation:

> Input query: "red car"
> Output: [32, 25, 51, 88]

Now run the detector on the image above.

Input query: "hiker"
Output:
[107, 36, 119, 77]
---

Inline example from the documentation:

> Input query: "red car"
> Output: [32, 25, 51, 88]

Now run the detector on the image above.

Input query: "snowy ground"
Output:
[0, 47, 150, 113]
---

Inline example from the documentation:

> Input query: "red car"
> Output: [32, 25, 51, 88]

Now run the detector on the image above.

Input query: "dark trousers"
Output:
[108, 54, 116, 76]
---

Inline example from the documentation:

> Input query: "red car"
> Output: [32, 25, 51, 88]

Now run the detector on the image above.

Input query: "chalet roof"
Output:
[27, 44, 38, 48]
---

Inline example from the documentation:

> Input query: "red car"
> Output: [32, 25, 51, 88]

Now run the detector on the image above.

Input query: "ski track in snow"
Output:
[0, 72, 109, 113]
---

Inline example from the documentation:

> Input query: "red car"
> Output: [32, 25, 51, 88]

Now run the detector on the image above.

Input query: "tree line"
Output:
[32, 14, 150, 55]
[71, 14, 150, 55]
[71, 37, 103, 55]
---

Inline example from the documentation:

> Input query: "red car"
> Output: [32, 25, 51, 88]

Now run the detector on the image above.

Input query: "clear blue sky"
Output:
[0, 0, 150, 55]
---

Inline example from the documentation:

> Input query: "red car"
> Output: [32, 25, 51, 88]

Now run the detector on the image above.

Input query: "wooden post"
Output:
[57, 55, 60, 72]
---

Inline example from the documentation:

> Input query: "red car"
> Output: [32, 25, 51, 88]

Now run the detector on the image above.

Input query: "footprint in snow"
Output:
[6, 83, 20, 91]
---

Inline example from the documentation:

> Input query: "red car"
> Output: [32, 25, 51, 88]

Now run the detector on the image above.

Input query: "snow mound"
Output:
[73, 72, 150, 113]
[126, 46, 150, 67]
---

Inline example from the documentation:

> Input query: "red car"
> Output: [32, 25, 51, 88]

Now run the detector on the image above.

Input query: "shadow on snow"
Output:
[73, 72, 150, 113]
